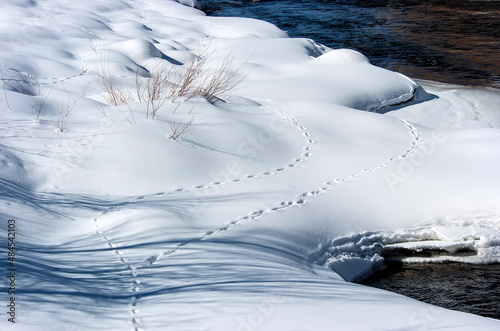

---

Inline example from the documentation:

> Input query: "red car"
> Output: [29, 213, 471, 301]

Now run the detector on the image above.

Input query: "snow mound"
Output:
[177, 0, 201, 9]
[109, 39, 166, 64]
[313, 49, 370, 65]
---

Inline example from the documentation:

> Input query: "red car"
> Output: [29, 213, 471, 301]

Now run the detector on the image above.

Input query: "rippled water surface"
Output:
[202, 0, 500, 88]
[362, 262, 500, 319]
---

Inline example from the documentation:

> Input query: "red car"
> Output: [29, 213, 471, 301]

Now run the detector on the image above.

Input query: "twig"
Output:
[93, 56, 130, 106]
[169, 115, 195, 140]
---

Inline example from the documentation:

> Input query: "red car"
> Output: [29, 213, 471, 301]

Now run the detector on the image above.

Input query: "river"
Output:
[202, 0, 500, 88]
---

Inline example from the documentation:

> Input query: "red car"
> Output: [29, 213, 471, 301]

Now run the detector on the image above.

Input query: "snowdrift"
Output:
[0, 0, 499, 330]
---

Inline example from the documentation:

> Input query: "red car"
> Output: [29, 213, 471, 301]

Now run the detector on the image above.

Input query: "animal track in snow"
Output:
[91, 100, 317, 211]
[92, 217, 144, 331]
[142, 116, 423, 271]
[87, 98, 317, 330]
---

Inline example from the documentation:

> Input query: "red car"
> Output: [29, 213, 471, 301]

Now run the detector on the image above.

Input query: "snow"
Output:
[0, 0, 499, 330]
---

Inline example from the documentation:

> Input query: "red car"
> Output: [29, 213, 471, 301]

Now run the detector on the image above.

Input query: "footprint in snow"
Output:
[251, 210, 264, 216]
[145, 255, 159, 265]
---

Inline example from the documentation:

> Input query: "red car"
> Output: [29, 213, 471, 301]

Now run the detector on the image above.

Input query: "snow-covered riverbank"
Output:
[1, 0, 499, 330]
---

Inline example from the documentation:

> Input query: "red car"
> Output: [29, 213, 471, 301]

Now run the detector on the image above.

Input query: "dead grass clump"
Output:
[195, 54, 245, 103]
[168, 105, 195, 140]
[97, 45, 245, 121]
[93, 59, 130, 106]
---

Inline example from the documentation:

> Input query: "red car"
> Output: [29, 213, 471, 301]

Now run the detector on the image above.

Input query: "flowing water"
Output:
[202, 0, 500, 88]
[362, 262, 500, 319]
[203, 0, 500, 319]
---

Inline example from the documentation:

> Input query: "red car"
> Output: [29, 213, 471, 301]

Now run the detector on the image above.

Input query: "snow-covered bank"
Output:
[1, 0, 499, 330]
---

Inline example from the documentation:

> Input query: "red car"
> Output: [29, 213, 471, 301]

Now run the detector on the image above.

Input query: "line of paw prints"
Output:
[140, 115, 422, 267]
[92, 217, 145, 331]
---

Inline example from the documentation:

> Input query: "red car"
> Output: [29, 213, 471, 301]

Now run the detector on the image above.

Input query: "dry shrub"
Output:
[195, 53, 245, 103]
[168, 52, 209, 102]
[169, 116, 195, 140]
[169, 49, 245, 103]
[168, 105, 195, 140]
[99, 44, 246, 120]
[143, 62, 171, 119]
[93, 58, 130, 106]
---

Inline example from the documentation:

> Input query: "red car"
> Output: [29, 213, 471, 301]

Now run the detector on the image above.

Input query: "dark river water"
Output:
[362, 262, 500, 320]
[202, 0, 500, 88]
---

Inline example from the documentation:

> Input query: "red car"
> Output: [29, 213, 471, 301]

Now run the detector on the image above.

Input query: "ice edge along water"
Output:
[0, 0, 499, 330]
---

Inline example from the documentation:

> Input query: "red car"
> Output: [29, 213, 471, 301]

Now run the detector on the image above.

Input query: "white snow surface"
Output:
[0, 0, 499, 330]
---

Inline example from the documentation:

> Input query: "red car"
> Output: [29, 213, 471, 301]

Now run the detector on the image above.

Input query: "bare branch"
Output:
[93, 57, 130, 106]
[169, 115, 195, 141]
